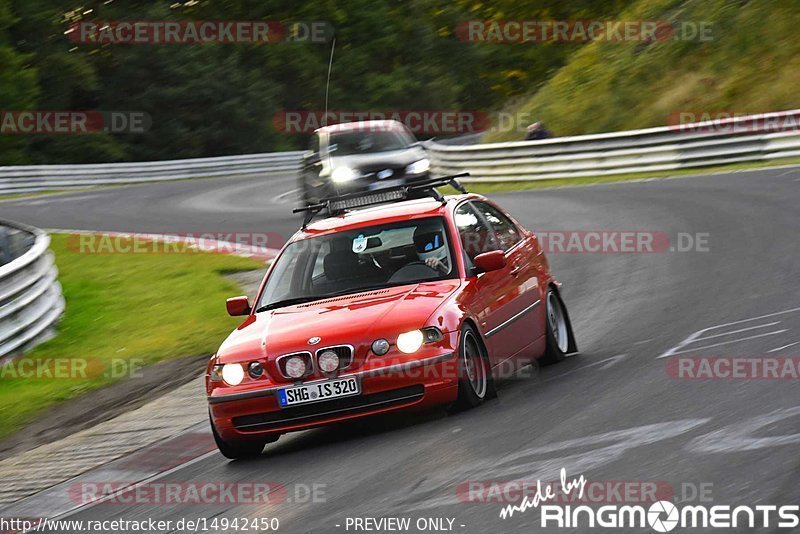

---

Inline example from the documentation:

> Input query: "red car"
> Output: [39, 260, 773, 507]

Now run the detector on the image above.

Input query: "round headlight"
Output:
[371, 338, 390, 356]
[284, 356, 307, 379]
[318, 350, 340, 373]
[406, 158, 430, 175]
[397, 330, 424, 354]
[221, 363, 245, 386]
[331, 166, 358, 183]
[248, 361, 264, 379]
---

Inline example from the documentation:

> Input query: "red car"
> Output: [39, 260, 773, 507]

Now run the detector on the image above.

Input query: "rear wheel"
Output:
[450, 324, 492, 411]
[210, 415, 277, 460]
[540, 288, 569, 365]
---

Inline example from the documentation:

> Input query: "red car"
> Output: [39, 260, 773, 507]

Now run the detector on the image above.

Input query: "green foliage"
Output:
[2, 0, 638, 162]
[488, 0, 800, 140]
[0, 0, 40, 163]
[6, 0, 795, 160]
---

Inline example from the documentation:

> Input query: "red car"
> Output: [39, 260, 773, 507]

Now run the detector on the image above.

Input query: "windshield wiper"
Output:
[254, 296, 327, 313]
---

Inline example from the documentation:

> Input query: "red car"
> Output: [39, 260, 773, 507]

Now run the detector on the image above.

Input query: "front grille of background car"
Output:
[296, 289, 390, 308]
[232, 385, 424, 432]
[362, 165, 407, 178]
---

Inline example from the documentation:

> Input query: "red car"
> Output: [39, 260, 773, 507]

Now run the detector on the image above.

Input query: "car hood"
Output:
[216, 280, 459, 370]
[330, 146, 427, 172]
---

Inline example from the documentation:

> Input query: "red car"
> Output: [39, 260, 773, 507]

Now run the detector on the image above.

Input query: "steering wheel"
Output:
[388, 261, 439, 283]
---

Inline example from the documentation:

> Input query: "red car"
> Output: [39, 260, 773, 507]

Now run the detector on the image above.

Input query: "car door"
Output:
[454, 201, 534, 367]
[471, 201, 545, 358]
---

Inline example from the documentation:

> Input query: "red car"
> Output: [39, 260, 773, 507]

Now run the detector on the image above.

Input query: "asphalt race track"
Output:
[2, 166, 800, 532]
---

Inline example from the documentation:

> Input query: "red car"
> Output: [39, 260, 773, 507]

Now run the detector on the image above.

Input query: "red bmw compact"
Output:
[207, 177, 577, 459]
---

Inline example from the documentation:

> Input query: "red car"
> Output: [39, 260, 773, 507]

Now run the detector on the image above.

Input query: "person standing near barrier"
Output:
[525, 121, 552, 140]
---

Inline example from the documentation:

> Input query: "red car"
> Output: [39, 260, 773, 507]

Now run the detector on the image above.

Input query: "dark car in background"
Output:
[299, 120, 430, 203]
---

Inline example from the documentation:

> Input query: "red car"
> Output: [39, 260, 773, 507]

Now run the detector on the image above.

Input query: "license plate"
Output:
[277, 377, 360, 408]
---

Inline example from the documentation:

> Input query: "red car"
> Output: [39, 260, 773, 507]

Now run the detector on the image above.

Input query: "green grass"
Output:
[486, 0, 800, 142]
[443, 157, 800, 195]
[0, 234, 264, 439]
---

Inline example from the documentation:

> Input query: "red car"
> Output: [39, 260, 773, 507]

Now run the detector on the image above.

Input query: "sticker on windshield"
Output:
[352, 234, 368, 253]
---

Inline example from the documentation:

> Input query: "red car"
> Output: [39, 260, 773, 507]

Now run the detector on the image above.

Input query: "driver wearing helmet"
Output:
[413, 222, 450, 274]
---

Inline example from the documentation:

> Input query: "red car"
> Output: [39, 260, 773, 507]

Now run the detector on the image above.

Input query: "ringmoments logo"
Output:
[499, 469, 800, 531]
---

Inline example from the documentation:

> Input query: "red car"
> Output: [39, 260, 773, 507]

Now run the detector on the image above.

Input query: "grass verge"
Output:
[0, 234, 264, 440]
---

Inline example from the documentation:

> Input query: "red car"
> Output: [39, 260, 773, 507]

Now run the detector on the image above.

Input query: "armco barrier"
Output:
[0, 220, 64, 360]
[0, 152, 303, 195]
[426, 110, 800, 182]
[1, 111, 799, 194]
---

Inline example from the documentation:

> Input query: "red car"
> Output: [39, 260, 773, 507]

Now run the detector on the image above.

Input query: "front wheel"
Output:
[539, 288, 570, 365]
[210, 415, 277, 460]
[449, 325, 493, 411]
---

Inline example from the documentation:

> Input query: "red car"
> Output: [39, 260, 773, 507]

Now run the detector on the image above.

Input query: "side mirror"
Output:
[474, 250, 506, 273]
[226, 296, 251, 316]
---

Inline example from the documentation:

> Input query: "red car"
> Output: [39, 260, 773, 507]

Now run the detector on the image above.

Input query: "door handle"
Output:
[510, 265, 522, 276]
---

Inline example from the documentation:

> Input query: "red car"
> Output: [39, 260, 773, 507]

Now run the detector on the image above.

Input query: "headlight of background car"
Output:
[405, 158, 430, 175]
[212, 363, 244, 386]
[395, 327, 443, 354]
[331, 166, 360, 183]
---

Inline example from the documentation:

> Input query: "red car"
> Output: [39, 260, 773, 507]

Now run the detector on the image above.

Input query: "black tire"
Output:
[449, 324, 493, 411]
[540, 288, 570, 365]
[299, 178, 313, 205]
[210, 415, 276, 460]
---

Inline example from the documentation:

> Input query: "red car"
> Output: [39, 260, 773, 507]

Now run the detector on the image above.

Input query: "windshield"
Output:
[328, 129, 412, 156]
[256, 217, 456, 311]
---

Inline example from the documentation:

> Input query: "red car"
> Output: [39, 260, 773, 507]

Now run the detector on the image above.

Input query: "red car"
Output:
[206, 184, 577, 459]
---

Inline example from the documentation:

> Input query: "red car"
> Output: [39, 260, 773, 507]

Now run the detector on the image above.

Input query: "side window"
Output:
[473, 201, 521, 251]
[454, 203, 498, 262]
[311, 241, 331, 281]
[265, 253, 301, 303]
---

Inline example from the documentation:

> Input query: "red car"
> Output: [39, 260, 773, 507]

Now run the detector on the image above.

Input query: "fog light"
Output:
[284, 356, 307, 379]
[248, 361, 264, 379]
[221, 363, 244, 386]
[371, 338, 390, 356]
[318, 350, 340, 373]
[210, 364, 224, 382]
[422, 327, 443, 343]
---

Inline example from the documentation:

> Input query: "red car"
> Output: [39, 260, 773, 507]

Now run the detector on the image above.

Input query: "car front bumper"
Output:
[208, 350, 458, 441]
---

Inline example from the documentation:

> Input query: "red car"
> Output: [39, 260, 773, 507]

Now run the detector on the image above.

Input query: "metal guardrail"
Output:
[0, 152, 303, 195]
[1, 111, 799, 194]
[0, 220, 64, 360]
[427, 110, 800, 182]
